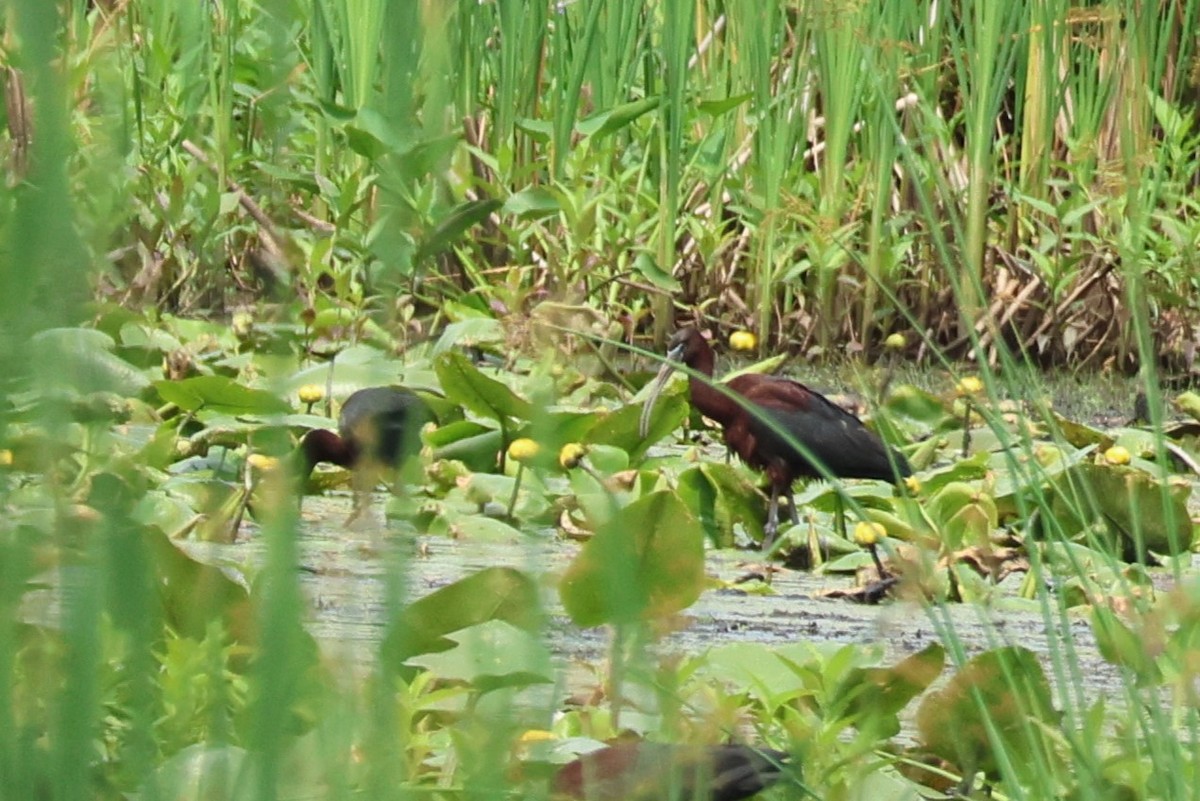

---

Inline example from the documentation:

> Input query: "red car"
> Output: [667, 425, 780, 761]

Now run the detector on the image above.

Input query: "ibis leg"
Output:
[762, 484, 781, 550]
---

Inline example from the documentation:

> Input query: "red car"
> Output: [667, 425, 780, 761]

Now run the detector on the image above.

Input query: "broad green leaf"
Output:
[502, 186, 561, 219]
[1050, 462, 1193, 557]
[884, 384, 949, 425]
[677, 462, 766, 547]
[31, 327, 151, 395]
[432, 318, 507, 354]
[916, 646, 1060, 783]
[416, 198, 503, 263]
[381, 567, 542, 669]
[697, 92, 752, 117]
[576, 96, 661, 140]
[435, 351, 534, 421]
[405, 620, 553, 691]
[631, 251, 681, 292]
[154, 376, 291, 415]
[587, 391, 687, 458]
[559, 491, 704, 627]
[829, 643, 945, 739]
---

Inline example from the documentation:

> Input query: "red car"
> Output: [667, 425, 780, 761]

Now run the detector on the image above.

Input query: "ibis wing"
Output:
[339, 387, 431, 466]
[734, 377, 909, 481]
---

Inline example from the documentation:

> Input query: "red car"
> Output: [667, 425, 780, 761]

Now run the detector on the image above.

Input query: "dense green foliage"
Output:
[4, 1, 1200, 800]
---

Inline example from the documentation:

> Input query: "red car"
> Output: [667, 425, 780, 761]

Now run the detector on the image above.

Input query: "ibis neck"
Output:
[685, 349, 741, 426]
[301, 430, 358, 471]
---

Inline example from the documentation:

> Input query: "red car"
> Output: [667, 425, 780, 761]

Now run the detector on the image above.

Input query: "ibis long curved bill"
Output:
[638, 341, 688, 438]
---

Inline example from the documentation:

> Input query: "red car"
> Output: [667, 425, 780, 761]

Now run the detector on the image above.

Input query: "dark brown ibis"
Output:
[640, 328, 911, 549]
[552, 742, 791, 801]
[296, 386, 431, 523]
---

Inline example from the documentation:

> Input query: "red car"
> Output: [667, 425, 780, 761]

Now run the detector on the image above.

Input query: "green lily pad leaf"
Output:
[829, 643, 945, 739]
[587, 392, 687, 458]
[677, 462, 765, 547]
[442, 515, 525, 543]
[416, 198, 503, 264]
[1050, 462, 1193, 558]
[915, 646, 1060, 784]
[884, 384, 950, 425]
[382, 566, 542, 669]
[1110, 428, 1160, 460]
[154, 376, 291, 415]
[576, 96, 661, 140]
[1090, 606, 1163, 686]
[1048, 411, 1108, 448]
[435, 351, 534, 422]
[583, 444, 629, 474]
[927, 482, 998, 550]
[1174, 391, 1200, 421]
[429, 425, 504, 473]
[31, 327, 151, 396]
[405, 620, 553, 691]
[559, 491, 704, 627]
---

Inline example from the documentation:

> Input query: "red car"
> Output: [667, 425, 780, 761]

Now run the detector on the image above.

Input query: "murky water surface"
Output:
[229, 491, 1170, 716]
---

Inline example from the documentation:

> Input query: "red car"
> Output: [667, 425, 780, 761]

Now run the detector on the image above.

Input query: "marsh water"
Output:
[251, 492, 1143, 721]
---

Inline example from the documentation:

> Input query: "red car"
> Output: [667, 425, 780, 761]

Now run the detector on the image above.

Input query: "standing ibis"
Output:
[296, 386, 431, 524]
[552, 742, 791, 801]
[639, 328, 911, 549]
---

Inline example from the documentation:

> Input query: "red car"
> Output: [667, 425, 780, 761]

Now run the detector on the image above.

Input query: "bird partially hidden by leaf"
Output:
[552, 742, 792, 801]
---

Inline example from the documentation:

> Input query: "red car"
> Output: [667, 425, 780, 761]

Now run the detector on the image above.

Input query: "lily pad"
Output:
[559, 491, 704, 627]
[915, 646, 1060, 784]
[154, 376, 291, 416]
[435, 351, 534, 422]
[405, 620, 553, 691]
[381, 566, 542, 670]
[829, 643, 945, 739]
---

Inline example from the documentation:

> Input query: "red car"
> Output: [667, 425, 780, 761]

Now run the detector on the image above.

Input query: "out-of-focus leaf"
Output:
[677, 462, 765, 547]
[503, 187, 562, 219]
[588, 391, 687, 459]
[559, 491, 704, 627]
[1049, 462, 1193, 557]
[31, 327, 151, 395]
[884, 384, 950, 424]
[697, 92, 752, 117]
[405, 620, 553, 691]
[154, 376, 291, 415]
[915, 646, 1060, 784]
[416, 199, 503, 263]
[829, 643, 945, 739]
[435, 351, 533, 421]
[576, 96, 661, 140]
[382, 567, 542, 670]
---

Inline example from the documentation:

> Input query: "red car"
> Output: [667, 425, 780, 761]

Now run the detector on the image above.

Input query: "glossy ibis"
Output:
[552, 742, 790, 801]
[296, 386, 431, 523]
[639, 328, 911, 549]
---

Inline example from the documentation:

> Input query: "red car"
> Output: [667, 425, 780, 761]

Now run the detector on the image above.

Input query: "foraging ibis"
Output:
[640, 328, 910, 548]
